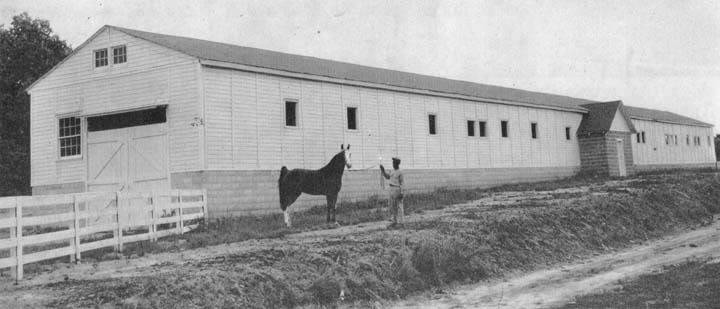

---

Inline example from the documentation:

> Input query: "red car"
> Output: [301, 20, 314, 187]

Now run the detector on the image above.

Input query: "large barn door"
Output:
[87, 128, 128, 192]
[87, 124, 169, 192]
[128, 124, 169, 192]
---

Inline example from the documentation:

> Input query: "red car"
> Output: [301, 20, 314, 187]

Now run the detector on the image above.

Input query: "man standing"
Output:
[380, 157, 404, 228]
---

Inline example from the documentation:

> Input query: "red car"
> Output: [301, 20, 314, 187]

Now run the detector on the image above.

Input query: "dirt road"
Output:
[395, 217, 720, 309]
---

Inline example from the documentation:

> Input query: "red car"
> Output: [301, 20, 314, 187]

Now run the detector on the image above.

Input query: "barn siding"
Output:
[630, 119, 715, 166]
[201, 66, 584, 172]
[30, 28, 201, 187]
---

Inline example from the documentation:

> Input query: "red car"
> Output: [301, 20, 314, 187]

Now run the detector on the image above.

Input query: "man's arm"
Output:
[380, 165, 390, 179]
[398, 172, 404, 187]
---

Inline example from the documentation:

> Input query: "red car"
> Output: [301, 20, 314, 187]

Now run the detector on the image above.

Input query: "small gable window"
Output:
[94, 49, 108, 67]
[565, 127, 572, 140]
[113, 45, 127, 64]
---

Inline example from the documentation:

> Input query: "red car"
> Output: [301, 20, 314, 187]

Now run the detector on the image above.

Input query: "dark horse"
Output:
[279, 144, 353, 227]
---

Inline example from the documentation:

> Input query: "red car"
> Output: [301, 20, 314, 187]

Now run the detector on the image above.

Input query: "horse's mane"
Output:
[319, 150, 346, 174]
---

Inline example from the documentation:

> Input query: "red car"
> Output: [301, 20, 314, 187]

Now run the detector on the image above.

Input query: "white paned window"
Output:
[94, 49, 108, 67]
[59, 117, 81, 158]
[112, 45, 127, 64]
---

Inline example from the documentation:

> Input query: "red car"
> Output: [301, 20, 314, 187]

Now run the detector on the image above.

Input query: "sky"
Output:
[2, 0, 719, 129]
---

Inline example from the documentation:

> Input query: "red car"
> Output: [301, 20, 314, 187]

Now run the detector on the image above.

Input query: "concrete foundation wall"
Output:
[635, 162, 717, 172]
[31, 181, 85, 195]
[171, 166, 579, 217]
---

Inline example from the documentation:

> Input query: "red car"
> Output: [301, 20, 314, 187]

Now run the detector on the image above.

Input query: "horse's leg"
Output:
[327, 194, 338, 224]
[283, 208, 291, 227]
[325, 194, 334, 223]
[281, 190, 301, 228]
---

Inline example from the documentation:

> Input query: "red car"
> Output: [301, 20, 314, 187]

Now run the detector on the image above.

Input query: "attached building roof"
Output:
[107, 25, 593, 113]
[578, 101, 637, 135]
[624, 106, 713, 128]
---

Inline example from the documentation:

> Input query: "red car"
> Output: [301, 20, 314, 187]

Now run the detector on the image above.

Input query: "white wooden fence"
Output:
[0, 189, 207, 280]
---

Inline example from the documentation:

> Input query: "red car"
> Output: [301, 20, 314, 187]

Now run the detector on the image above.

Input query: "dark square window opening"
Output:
[467, 120, 475, 137]
[113, 45, 127, 64]
[428, 114, 437, 135]
[565, 127, 571, 140]
[285, 101, 297, 127]
[346, 107, 357, 130]
[636, 132, 641, 143]
[641, 131, 646, 143]
[531, 122, 538, 139]
[500, 120, 508, 138]
[87, 106, 167, 132]
[478, 121, 486, 137]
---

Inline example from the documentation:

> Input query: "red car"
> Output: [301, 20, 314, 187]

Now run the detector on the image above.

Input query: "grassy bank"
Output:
[39, 172, 720, 308]
[561, 259, 720, 308]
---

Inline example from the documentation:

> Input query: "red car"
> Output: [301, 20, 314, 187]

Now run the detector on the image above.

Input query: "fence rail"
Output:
[0, 189, 207, 280]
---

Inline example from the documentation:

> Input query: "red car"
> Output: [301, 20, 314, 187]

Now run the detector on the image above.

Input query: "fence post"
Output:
[151, 192, 158, 242]
[202, 189, 208, 221]
[73, 195, 81, 264]
[15, 197, 23, 281]
[116, 192, 123, 253]
[9, 197, 17, 281]
[177, 190, 184, 235]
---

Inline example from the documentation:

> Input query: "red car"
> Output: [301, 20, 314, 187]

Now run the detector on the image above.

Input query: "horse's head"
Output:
[341, 144, 352, 169]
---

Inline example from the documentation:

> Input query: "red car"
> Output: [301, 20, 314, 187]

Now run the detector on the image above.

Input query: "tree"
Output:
[0, 13, 71, 196]
[715, 135, 720, 162]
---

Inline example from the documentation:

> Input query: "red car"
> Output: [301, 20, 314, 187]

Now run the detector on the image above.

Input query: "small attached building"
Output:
[27, 25, 716, 216]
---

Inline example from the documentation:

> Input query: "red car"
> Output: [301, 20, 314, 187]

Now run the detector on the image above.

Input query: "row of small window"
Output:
[94, 45, 127, 67]
[662, 134, 712, 147]
[285, 101, 572, 140]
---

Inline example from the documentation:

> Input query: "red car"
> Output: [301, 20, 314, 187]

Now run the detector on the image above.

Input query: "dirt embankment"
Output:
[1, 173, 719, 308]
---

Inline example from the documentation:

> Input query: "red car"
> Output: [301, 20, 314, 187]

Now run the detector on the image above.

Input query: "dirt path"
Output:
[394, 217, 720, 309]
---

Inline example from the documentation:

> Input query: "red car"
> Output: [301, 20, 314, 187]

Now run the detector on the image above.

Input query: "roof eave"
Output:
[199, 59, 590, 114]
[629, 116, 714, 128]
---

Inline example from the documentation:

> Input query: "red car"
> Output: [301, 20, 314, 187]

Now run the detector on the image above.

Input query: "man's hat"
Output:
[392, 157, 401, 163]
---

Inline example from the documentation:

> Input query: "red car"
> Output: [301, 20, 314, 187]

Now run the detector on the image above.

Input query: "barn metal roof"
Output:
[27, 25, 714, 128]
[108, 25, 595, 113]
[624, 106, 713, 128]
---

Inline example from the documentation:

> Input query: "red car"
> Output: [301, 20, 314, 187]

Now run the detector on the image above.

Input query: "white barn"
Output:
[27, 26, 716, 216]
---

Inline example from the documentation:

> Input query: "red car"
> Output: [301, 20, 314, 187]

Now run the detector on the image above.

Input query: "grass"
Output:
[41, 172, 720, 308]
[110, 174, 613, 258]
[560, 259, 720, 308]
[46, 169, 720, 262]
